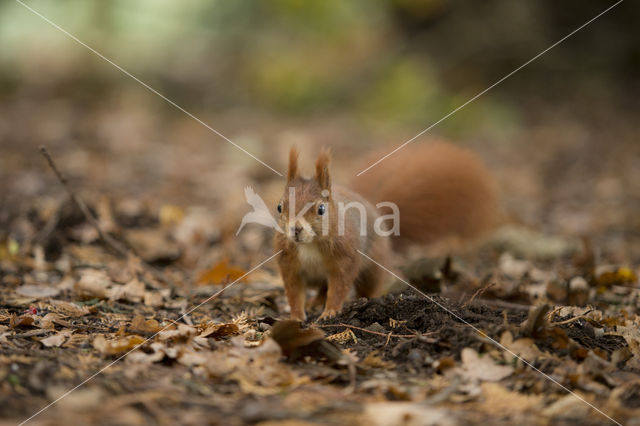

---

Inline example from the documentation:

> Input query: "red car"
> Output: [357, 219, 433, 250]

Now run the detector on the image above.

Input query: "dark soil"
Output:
[318, 293, 527, 367]
[319, 292, 630, 375]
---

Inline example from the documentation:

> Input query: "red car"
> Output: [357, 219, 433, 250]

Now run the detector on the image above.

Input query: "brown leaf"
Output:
[361, 351, 396, 369]
[130, 316, 161, 334]
[270, 320, 344, 363]
[434, 357, 456, 373]
[270, 320, 325, 358]
[10, 314, 36, 328]
[198, 323, 240, 339]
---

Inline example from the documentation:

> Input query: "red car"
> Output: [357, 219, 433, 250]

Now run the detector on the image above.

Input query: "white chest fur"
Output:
[297, 244, 327, 282]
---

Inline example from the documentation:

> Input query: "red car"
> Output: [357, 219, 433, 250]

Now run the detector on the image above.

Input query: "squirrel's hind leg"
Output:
[355, 237, 393, 298]
[321, 258, 361, 319]
[354, 266, 385, 298]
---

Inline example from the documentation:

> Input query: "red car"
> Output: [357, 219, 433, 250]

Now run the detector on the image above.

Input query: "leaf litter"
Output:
[2, 156, 640, 425]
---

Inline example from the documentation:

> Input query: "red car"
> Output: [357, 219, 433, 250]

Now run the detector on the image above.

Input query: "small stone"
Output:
[258, 322, 271, 331]
[408, 349, 425, 367]
[367, 322, 386, 333]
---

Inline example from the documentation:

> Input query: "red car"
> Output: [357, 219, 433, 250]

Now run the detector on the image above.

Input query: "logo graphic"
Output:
[236, 186, 400, 238]
[236, 187, 283, 235]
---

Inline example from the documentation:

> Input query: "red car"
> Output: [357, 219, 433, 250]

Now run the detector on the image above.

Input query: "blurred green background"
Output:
[1, 0, 639, 259]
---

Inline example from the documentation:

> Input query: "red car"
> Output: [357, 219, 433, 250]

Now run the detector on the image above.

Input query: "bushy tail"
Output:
[352, 142, 499, 250]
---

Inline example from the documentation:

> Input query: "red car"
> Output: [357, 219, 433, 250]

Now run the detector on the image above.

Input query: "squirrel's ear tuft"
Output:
[315, 148, 331, 191]
[287, 147, 299, 182]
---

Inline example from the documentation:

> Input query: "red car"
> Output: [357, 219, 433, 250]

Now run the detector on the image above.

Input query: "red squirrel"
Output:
[274, 142, 498, 320]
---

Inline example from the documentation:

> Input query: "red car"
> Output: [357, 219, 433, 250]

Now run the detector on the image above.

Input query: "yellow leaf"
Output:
[197, 259, 247, 285]
[596, 266, 638, 286]
[361, 351, 395, 369]
[93, 335, 146, 355]
[159, 204, 184, 226]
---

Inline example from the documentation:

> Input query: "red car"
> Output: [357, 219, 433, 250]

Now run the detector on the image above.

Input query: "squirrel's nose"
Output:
[294, 225, 302, 237]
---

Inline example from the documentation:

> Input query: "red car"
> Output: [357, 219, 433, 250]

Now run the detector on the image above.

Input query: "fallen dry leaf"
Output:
[75, 270, 112, 299]
[500, 330, 544, 363]
[93, 335, 146, 355]
[542, 393, 592, 418]
[39, 313, 70, 329]
[10, 314, 36, 328]
[157, 324, 197, 342]
[460, 348, 514, 382]
[130, 316, 161, 334]
[198, 322, 240, 339]
[204, 337, 305, 395]
[40, 330, 73, 347]
[270, 320, 325, 357]
[109, 278, 146, 303]
[16, 284, 60, 299]
[326, 328, 358, 345]
[365, 403, 455, 426]
[48, 299, 91, 317]
[143, 290, 165, 307]
[361, 351, 396, 369]
[479, 383, 543, 416]
[596, 265, 638, 286]
[197, 259, 247, 285]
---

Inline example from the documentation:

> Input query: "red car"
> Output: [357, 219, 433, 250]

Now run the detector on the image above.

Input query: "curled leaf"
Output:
[93, 335, 146, 355]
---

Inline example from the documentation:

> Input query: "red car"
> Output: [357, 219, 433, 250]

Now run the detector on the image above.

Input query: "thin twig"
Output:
[39, 146, 177, 289]
[33, 205, 61, 244]
[320, 323, 435, 339]
[469, 298, 531, 311]
[549, 309, 594, 327]
[461, 282, 497, 308]
[39, 146, 130, 257]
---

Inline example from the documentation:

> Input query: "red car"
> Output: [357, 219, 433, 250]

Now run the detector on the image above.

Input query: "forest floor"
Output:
[2, 100, 640, 425]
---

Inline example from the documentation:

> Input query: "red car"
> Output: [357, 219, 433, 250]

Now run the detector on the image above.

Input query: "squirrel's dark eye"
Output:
[277, 202, 282, 213]
[317, 204, 326, 216]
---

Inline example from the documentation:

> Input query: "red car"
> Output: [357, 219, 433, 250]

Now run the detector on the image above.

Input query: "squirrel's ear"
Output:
[315, 148, 331, 191]
[287, 147, 299, 182]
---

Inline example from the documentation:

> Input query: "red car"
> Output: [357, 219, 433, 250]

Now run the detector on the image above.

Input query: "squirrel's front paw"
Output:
[318, 309, 337, 320]
[290, 311, 307, 322]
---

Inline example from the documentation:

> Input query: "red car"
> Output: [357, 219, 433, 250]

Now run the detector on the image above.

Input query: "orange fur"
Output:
[315, 148, 331, 190]
[352, 142, 499, 250]
[288, 146, 299, 182]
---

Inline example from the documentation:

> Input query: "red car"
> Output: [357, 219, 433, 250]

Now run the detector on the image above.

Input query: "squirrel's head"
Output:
[277, 147, 332, 244]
